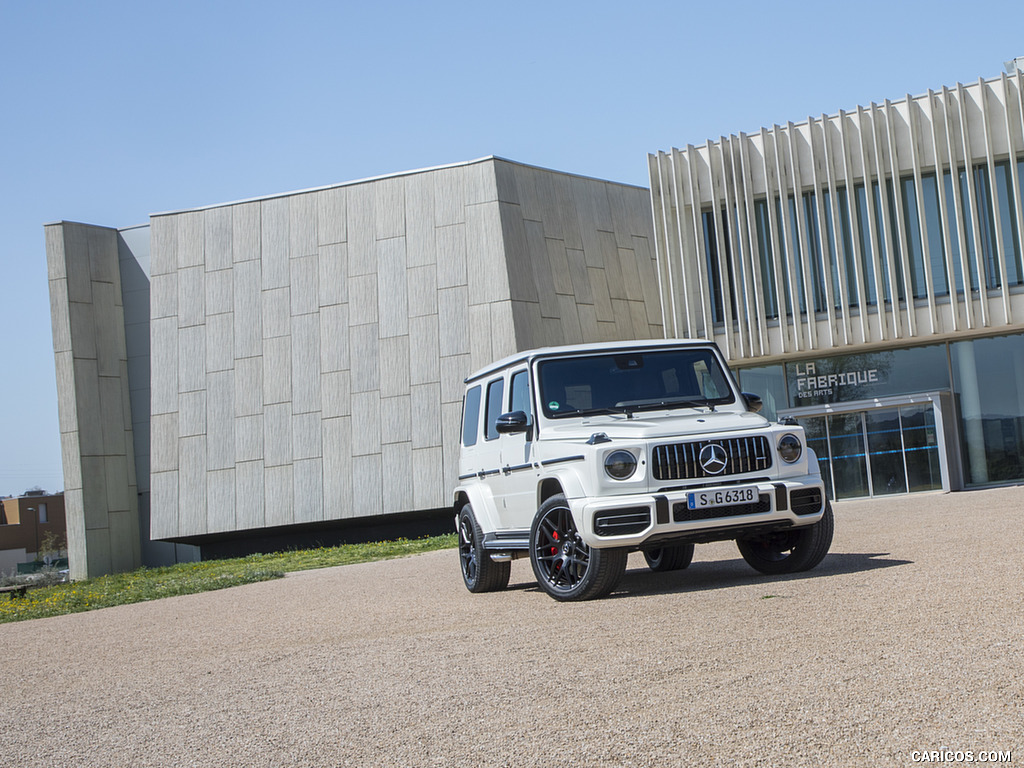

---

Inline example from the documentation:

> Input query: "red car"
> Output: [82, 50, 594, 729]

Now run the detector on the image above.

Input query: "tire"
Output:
[643, 542, 695, 572]
[457, 504, 510, 593]
[529, 494, 627, 601]
[736, 502, 834, 575]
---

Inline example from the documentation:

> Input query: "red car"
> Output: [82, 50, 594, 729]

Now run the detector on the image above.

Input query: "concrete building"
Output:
[0, 493, 66, 575]
[46, 157, 660, 578]
[649, 68, 1024, 500]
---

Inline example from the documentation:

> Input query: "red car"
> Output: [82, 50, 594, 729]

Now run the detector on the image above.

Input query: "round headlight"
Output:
[604, 450, 638, 480]
[778, 434, 802, 463]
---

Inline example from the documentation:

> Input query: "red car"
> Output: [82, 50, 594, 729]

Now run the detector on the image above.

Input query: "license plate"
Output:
[687, 485, 759, 510]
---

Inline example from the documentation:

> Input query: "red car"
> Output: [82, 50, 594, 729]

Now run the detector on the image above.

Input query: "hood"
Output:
[538, 409, 771, 443]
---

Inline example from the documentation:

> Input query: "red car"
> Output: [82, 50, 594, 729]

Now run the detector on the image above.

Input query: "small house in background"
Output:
[0, 492, 67, 576]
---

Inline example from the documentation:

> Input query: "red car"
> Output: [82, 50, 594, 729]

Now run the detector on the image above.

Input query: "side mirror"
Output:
[742, 392, 763, 413]
[495, 410, 532, 434]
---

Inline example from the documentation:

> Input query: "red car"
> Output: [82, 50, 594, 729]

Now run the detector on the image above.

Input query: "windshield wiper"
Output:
[613, 397, 713, 418]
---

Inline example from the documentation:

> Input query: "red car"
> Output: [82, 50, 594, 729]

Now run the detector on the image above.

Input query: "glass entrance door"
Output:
[799, 402, 944, 499]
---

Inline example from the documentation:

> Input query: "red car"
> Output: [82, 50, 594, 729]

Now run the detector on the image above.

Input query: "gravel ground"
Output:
[2, 487, 1022, 767]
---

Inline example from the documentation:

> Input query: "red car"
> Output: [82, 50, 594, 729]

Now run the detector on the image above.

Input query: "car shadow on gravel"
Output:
[603, 552, 913, 599]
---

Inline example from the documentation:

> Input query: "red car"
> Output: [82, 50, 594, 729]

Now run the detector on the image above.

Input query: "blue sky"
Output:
[2, 0, 1023, 497]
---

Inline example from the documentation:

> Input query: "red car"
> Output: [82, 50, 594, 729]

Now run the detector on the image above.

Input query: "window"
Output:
[484, 378, 505, 441]
[509, 370, 531, 416]
[462, 386, 481, 447]
[38, 503, 47, 524]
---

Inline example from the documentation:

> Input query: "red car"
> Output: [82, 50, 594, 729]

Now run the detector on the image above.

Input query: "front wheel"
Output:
[736, 502, 834, 575]
[458, 504, 510, 593]
[529, 494, 626, 601]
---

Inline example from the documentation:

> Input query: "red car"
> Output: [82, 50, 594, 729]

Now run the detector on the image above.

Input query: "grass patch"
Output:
[0, 533, 457, 625]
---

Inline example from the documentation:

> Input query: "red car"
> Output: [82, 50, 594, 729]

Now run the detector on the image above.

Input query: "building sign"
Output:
[791, 362, 882, 401]
[786, 352, 895, 407]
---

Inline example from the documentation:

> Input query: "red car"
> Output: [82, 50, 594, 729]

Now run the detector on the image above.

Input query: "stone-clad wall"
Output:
[141, 157, 661, 542]
[46, 222, 141, 579]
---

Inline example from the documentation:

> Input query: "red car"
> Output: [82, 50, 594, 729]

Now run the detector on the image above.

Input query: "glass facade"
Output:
[734, 333, 1024, 496]
[701, 157, 1024, 325]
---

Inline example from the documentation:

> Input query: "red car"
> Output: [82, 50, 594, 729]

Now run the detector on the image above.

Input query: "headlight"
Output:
[778, 434, 802, 463]
[604, 450, 637, 480]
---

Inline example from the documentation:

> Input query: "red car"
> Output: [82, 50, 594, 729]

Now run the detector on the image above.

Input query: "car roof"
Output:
[463, 338, 717, 385]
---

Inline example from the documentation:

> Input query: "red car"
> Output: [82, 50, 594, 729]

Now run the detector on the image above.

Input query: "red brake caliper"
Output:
[551, 530, 559, 566]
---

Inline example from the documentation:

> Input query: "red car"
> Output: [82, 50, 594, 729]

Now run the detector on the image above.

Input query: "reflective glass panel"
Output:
[865, 408, 906, 495]
[828, 413, 869, 499]
[901, 404, 942, 492]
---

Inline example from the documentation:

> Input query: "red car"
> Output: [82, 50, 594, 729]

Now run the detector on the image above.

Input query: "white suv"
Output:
[454, 339, 832, 601]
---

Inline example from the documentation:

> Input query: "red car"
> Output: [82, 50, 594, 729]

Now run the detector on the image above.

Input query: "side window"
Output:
[462, 385, 482, 447]
[484, 378, 505, 441]
[509, 369, 531, 416]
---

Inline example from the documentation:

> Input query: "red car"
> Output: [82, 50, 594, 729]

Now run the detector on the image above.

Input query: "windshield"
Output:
[537, 348, 735, 419]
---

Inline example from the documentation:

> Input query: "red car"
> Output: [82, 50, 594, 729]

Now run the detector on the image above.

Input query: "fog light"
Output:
[604, 450, 637, 480]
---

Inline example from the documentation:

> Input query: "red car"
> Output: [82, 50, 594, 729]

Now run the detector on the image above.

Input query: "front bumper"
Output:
[571, 477, 827, 549]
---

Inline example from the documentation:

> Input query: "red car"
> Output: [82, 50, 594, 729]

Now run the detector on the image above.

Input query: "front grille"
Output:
[790, 488, 823, 516]
[652, 436, 772, 481]
[594, 507, 651, 536]
[673, 494, 771, 522]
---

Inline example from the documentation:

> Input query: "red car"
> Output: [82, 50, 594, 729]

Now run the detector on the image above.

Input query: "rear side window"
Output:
[462, 385, 482, 446]
[484, 378, 505, 441]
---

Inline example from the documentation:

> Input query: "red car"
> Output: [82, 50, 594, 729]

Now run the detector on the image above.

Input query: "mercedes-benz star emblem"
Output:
[699, 443, 729, 475]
